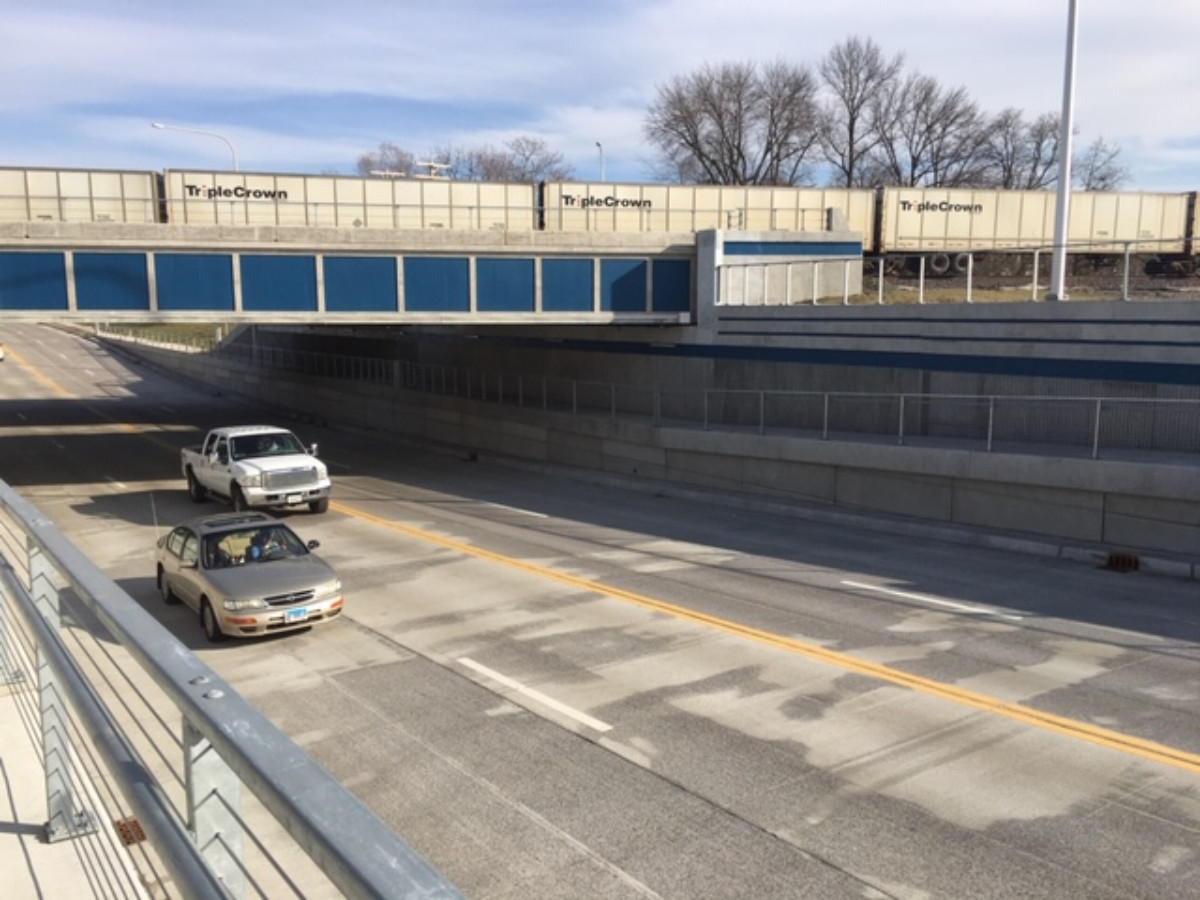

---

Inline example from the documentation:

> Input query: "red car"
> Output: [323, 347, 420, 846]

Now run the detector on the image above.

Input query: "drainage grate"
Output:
[114, 816, 146, 845]
[1104, 552, 1140, 572]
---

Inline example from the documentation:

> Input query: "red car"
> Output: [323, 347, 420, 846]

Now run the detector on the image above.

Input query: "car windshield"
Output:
[230, 432, 306, 461]
[204, 526, 307, 569]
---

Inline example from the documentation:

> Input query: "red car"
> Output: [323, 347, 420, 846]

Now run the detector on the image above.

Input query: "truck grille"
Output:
[264, 468, 318, 490]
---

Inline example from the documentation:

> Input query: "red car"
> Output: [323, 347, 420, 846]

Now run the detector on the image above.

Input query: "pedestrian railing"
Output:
[0, 481, 464, 899]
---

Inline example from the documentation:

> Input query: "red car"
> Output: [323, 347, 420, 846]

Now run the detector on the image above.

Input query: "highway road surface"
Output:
[2, 322, 1199, 899]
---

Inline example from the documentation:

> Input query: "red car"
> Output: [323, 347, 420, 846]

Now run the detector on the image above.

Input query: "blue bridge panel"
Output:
[75, 252, 149, 311]
[477, 258, 535, 312]
[404, 257, 470, 312]
[156, 254, 235, 311]
[324, 256, 398, 313]
[542, 259, 594, 312]
[601, 259, 647, 313]
[241, 255, 318, 312]
[0, 252, 68, 310]
[652, 259, 691, 313]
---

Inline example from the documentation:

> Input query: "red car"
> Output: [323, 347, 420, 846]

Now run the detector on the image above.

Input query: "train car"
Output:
[159, 170, 538, 231]
[0, 166, 160, 224]
[876, 186, 1193, 274]
[539, 181, 877, 238]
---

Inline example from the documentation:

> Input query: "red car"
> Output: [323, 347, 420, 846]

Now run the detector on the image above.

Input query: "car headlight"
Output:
[224, 597, 267, 611]
[241, 472, 263, 488]
[314, 579, 342, 602]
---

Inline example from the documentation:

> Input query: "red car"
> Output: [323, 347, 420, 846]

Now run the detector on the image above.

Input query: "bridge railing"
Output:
[0, 480, 464, 899]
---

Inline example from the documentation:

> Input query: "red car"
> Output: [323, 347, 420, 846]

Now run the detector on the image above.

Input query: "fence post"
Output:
[1032, 250, 1041, 300]
[898, 395, 906, 445]
[184, 717, 246, 897]
[966, 253, 974, 304]
[1092, 398, 1103, 460]
[703, 390, 710, 431]
[987, 396, 995, 452]
[811, 262, 819, 306]
[822, 393, 830, 440]
[1121, 243, 1132, 301]
[759, 391, 765, 435]
[29, 540, 98, 842]
[842, 259, 851, 305]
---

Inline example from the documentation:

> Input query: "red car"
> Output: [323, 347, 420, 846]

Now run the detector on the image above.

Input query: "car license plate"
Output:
[285, 608, 309, 623]
[286, 493, 302, 505]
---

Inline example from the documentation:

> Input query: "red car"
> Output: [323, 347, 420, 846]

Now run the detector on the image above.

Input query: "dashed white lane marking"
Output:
[842, 580, 1024, 621]
[485, 502, 548, 518]
[459, 657, 612, 732]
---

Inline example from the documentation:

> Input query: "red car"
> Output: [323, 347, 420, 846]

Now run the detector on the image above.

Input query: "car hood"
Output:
[205, 556, 337, 599]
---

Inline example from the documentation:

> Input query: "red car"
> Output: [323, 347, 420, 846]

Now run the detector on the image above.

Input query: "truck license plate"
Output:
[285, 608, 309, 623]
[286, 493, 302, 505]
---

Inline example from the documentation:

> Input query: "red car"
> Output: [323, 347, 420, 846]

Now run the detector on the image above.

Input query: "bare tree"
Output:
[357, 136, 572, 181]
[818, 36, 904, 187]
[456, 136, 574, 181]
[355, 141, 415, 177]
[1073, 136, 1127, 191]
[868, 72, 987, 187]
[977, 110, 1060, 189]
[644, 60, 821, 185]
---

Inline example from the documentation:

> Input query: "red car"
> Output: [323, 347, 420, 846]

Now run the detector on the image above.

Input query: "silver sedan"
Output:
[155, 511, 343, 642]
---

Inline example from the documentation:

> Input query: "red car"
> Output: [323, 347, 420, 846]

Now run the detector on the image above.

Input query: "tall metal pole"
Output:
[596, 142, 605, 181]
[151, 122, 240, 171]
[1047, 0, 1079, 301]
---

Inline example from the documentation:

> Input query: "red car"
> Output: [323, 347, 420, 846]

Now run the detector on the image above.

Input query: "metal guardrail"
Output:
[184, 339, 1200, 462]
[719, 244, 1191, 306]
[0, 480, 464, 899]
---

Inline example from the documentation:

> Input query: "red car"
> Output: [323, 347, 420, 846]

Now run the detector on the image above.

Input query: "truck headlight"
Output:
[242, 473, 263, 488]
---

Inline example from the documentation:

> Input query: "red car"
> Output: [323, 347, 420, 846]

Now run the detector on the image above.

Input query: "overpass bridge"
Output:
[0, 220, 861, 325]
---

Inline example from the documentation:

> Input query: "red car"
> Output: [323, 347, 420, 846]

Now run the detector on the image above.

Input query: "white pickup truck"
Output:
[181, 425, 331, 514]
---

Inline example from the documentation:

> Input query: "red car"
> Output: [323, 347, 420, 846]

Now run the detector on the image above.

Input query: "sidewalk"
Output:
[1, 678, 153, 900]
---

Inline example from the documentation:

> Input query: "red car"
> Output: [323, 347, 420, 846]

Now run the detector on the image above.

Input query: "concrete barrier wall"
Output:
[108, 339, 1200, 566]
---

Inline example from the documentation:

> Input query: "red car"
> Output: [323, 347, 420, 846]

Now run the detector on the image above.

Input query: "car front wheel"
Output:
[201, 599, 226, 643]
[158, 566, 179, 605]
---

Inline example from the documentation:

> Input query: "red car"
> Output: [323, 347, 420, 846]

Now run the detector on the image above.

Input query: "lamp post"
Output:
[151, 122, 240, 171]
[596, 142, 605, 182]
[1047, 0, 1079, 301]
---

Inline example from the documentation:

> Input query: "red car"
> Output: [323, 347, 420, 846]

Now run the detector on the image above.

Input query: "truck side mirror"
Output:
[310, 443, 319, 456]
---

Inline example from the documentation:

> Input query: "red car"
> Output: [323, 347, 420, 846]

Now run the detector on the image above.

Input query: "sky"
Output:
[3, 1, 1198, 191]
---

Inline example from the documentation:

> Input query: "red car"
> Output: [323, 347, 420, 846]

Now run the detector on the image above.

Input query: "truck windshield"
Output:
[230, 432, 306, 460]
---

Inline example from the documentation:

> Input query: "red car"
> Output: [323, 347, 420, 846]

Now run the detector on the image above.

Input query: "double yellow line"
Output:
[334, 499, 1200, 776]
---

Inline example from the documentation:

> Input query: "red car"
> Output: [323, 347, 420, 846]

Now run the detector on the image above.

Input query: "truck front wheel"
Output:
[186, 469, 206, 503]
[231, 485, 249, 512]
[309, 498, 329, 514]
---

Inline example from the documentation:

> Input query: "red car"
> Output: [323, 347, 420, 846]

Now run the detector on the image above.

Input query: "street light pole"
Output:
[596, 142, 605, 182]
[151, 122, 240, 171]
[1047, 0, 1079, 301]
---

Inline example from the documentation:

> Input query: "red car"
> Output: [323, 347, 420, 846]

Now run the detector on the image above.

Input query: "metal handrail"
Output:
[0, 481, 464, 899]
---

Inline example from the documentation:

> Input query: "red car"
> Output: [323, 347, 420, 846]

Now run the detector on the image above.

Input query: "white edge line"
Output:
[842, 580, 1024, 621]
[485, 502, 548, 518]
[459, 657, 612, 732]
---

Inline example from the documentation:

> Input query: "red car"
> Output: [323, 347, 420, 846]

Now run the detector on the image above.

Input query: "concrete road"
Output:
[3, 322, 1199, 899]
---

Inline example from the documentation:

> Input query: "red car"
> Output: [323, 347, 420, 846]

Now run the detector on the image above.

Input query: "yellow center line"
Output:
[332, 498, 1200, 776]
[7, 343, 179, 451]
